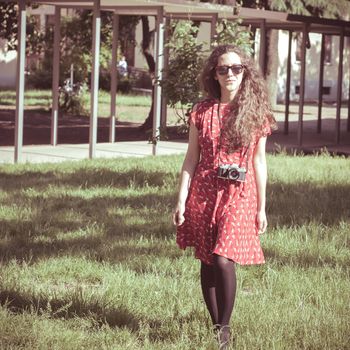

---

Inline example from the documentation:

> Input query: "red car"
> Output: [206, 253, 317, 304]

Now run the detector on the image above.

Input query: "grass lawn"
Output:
[0, 152, 349, 349]
[0, 89, 180, 125]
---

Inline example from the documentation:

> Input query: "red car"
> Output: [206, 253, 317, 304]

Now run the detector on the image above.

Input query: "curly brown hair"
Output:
[200, 45, 277, 151]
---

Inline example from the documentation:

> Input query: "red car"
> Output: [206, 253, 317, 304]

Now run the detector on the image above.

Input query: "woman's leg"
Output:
[213, 254, 237, 326]
[200, 262, 219, 325]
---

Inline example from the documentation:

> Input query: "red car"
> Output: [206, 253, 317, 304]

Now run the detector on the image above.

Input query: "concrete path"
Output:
[0, 141, 188, 164]
[1, 128, 348, 165]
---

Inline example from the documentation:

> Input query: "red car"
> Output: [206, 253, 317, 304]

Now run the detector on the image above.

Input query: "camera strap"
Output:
[216, 103, 250, 172]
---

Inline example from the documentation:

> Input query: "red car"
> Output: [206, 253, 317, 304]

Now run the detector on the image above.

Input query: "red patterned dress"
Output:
[176, 98, 271, 265]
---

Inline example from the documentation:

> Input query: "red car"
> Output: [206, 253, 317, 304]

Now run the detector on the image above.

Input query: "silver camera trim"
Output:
[217, 163, 247, 182]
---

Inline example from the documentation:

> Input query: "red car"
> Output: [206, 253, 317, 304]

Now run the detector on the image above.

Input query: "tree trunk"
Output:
[140, 16, 155, 130]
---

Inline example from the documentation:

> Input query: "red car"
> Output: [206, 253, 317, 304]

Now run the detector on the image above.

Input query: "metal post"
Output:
[70, 64, 74, 85]
[259, 19, 266, 76]
[335, 28, 344, 145]
[210, 13, 218, 46]
[152, 7, 165, 156]
[284, 30, 292, 135]
[348, 62, 350, 132]
[14, 0, 26, 163]
[109, 13, 119, 143]
[51, 6, 61, 146]
[297, 24, 308, 147]
[89, 0, 101, 159]
[317, 34, 325, 134]
[160, 16, 170, 130]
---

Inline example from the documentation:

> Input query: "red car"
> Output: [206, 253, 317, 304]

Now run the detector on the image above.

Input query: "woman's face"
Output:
[214, 51, 244, 98]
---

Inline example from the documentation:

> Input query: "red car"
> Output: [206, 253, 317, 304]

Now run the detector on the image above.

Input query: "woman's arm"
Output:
[173, 122, 200, 226]
[253, 136, 268, 234]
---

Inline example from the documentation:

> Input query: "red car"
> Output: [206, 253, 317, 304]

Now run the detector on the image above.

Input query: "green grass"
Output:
[0, 89, 53, 109]
[0, 89, 180, 125]
[0, 153, 349, 349]
[0, 89, 151, 108]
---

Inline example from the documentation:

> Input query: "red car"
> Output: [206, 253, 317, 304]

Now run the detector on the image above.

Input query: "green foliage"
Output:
[0, 2, 46, 56]
[239, 0, 350, 19]
[58, 12, 112, 86]
[0, 2, 17, 50]
[160, 21, 205, 125]
[269, 0, 350, 18]
[58, 82, 89, 116]
[0, 5, 140, 94]
[214, 18, 254, 54]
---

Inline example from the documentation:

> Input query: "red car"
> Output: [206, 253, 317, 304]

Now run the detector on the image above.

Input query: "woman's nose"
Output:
[227, 68, 234, 76]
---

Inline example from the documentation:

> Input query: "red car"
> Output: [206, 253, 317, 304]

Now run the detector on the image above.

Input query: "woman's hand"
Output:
[256, 210, 267, 234]
[173, 202, 186, 226]
[173, 121, 200, 228]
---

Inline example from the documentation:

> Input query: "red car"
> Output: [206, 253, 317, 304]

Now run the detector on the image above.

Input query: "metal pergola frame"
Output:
[6, 0, 350, 163]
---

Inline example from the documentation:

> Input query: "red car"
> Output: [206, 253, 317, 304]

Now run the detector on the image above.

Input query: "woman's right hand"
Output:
[173, 202, 186, 226]
[172, 121, 200, 227]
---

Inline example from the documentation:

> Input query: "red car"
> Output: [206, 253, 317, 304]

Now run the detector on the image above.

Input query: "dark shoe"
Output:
[217, 325, 231, 350]
[213, 323, 221, 335]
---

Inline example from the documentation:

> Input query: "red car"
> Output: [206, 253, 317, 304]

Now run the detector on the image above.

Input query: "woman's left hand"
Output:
[256, 210, 267, 234]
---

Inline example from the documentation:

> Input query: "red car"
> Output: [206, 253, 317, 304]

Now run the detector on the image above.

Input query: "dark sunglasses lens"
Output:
[232, 66, 243, 74]
[216, 65, 244, 75]
[216, 66, 229, 75]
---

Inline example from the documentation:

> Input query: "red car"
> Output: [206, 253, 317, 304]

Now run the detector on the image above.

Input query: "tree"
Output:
[0, 1, 46, 56]
[255, 0, 350, 19]
[0, 2, 19, 51]
[0, 3, 139, 87]
[139, 16, 156, 130]
[160, 20, 205, 126]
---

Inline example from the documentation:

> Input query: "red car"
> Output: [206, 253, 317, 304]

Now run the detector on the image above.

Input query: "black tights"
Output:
[200, 255, 236, 327]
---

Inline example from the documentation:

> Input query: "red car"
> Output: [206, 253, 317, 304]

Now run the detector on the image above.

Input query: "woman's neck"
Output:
[220, 90, 236, 103]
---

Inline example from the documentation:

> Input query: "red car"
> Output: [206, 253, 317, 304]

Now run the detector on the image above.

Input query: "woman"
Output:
[173, 44, 276, 349]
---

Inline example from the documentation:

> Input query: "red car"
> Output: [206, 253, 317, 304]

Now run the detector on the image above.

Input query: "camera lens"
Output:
[228, 169, 239, 180]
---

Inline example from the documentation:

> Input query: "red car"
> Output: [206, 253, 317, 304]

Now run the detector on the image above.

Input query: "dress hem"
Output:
[178, 243, 265, 266]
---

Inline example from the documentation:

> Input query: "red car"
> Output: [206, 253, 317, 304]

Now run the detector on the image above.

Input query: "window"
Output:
[295, 33, 302, 62]
[323, 35, 332, 64]
[295, 85, 331, 95]
[295, 31, 312, 62]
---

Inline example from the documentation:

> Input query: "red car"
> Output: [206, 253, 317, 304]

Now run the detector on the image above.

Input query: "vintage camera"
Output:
[217, 164, 246, 182]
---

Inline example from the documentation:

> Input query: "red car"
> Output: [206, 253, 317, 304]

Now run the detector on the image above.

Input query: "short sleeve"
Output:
[255, 118, 272, 142]
[188, 104, 201, 130]
[261, 121, 271, 137]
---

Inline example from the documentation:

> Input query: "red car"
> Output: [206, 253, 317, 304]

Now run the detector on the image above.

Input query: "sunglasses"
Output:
[215, 64, 245, 76]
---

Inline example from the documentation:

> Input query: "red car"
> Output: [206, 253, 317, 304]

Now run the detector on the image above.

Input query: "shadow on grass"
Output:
[267, 182, 350, 227]
[0, 190, 178, 263]
[1, 168, 349, 225]
[0, 288, 140, 331]
[0, 168, 177, 190]
[263, 246, 349, 270]
[0, 166, 179, 262]
[0, 287, 196, 342]
[0, 227, 182, 265]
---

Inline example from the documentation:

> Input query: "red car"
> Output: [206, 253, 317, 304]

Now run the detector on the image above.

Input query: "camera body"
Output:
[217, 164, 246, 182]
